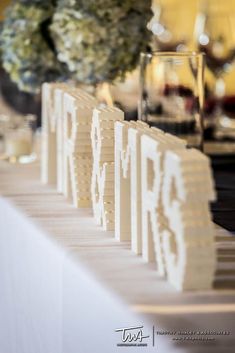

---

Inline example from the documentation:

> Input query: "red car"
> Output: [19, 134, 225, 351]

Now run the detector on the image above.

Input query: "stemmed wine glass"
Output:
[195, 2, 235, 146]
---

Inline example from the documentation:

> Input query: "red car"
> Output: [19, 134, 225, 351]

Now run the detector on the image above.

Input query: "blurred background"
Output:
[1, 0, 235, 89]
[148, 0, 235, 94]
[0, 1, 10, 19]
[1, 0, 235, 137]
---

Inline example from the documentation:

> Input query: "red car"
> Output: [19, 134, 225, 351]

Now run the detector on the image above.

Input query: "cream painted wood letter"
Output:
[115, 120, 149, 252]
[41, 82, 66, 184]
[162, 149, 216, 290]
[91, 107, 124, 230]
[63, 91, 96, 207]
[141, 132, 186, 274]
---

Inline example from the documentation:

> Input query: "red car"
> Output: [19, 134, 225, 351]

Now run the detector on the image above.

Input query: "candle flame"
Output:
[97, 83, 114, 107]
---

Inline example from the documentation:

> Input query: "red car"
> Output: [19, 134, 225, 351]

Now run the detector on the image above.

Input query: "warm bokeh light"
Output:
[0, 0, 11, 20]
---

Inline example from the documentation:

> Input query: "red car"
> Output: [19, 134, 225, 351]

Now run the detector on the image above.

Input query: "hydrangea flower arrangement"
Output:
[50, 0, 152, 84]
[0, 1, 64, 93]
[1, 0, 152, 92]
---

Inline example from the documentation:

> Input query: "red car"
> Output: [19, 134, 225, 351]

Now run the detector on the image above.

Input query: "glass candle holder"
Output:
[139, 52, 205, 149]
[4, 115, 37, 163]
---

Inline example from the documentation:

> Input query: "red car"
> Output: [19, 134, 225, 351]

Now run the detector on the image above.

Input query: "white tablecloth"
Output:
[0, 162, 235, 353]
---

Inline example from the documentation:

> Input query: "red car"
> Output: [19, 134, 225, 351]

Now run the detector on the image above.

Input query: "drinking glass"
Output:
[139, 52, 205, 149]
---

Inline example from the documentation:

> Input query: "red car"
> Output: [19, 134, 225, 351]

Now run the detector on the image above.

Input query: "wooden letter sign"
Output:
[162, 149, 216, 290]
[115, 120, 148, 252]
[91, 107, 124, 230]
[41, 82, 67, 185]
[63, 90, 97, 207]
[141, 132, 186, 268]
